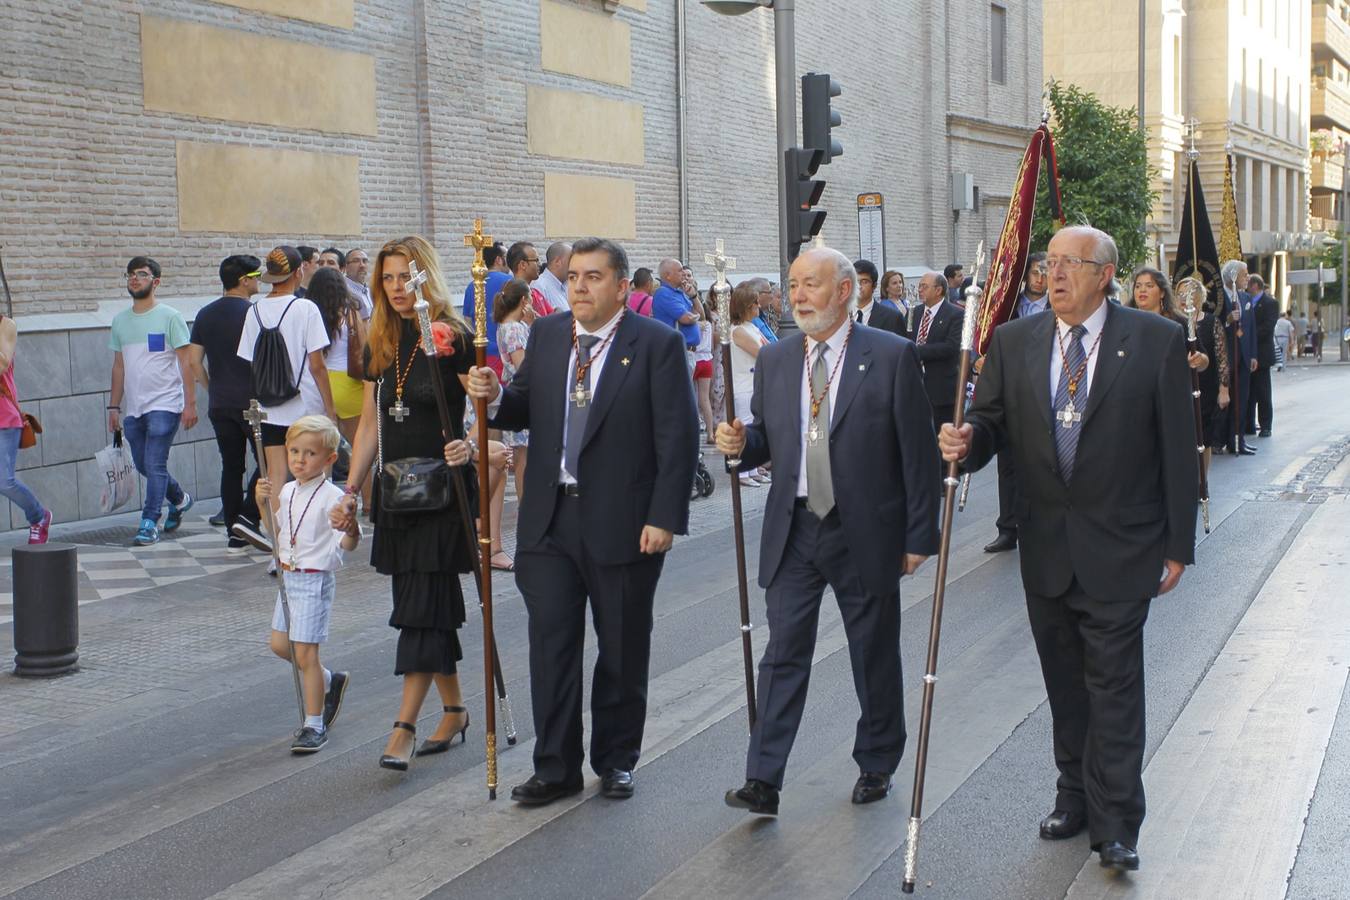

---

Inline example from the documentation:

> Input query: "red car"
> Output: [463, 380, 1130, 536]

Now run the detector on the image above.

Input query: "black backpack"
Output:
[250, 299, 303, 406]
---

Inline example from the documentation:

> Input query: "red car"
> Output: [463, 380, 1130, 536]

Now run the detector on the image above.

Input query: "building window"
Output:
[1242, 50, 1248, 122]
[990, 4, 1007, 85]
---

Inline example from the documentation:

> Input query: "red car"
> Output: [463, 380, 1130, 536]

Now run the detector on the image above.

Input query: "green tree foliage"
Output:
[1311, 229, 1343, 308]
[1033, 80, 1157, 273]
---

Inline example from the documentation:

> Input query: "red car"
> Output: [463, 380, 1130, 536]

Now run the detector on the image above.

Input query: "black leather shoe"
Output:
[724, 779, 779, 816]
[1259, 429, 1271, 437]
[414, 705, 470, 756]
[851, 771, 892, 804]
[1098, 841, 1140, 872]
[1238, 444, 1258, 456]
[378, 721, 415, 772]
[322, 671, 349, 728]
[209, 510, 226, 527]
[510, 774, 584, 806]
[1039, 808, 1087, 840]
[983, 534, 1017, 553]
[600, 768, 635, 799]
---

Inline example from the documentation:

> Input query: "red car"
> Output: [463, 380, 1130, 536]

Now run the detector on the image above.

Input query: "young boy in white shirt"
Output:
[257, 415, 359, 753]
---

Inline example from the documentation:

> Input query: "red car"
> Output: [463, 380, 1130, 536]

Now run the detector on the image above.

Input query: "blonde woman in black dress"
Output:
[329, 235, 477, 770]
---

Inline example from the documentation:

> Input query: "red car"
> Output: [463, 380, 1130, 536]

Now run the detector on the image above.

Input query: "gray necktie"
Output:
[806, 343, 835, 517]
[564, 333, 601, 480]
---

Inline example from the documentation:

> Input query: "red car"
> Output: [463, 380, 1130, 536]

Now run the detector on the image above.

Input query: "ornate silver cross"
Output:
[389, 400, 410, 422]
[1056, 402, 1081, 429]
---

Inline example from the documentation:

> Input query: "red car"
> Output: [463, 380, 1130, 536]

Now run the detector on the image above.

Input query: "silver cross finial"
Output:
[704, 238, 737, 295]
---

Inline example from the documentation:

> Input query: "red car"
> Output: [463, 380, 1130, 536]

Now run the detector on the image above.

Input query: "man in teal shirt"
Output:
[108, 256, 198, 545]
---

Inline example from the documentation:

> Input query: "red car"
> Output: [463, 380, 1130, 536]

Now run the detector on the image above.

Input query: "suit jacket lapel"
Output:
[1081, 303, 1128, 428]
[1027, 312, 1055, 432]
[581, 312, 638, 449]
[779, 336, 805, 477]
[830, 331, 871, 433]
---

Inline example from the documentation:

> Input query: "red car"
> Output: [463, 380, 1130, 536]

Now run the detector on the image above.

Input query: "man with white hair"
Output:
[1219, 259, 1257, 455]
[939, 225, 1197, 875]
[715, 246, 941, 816]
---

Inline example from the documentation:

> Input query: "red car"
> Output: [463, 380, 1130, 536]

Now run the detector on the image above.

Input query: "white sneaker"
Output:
[738, 474, 760, 488]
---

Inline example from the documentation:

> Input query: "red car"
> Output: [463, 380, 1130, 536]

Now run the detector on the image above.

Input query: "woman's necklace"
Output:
[390, 340, 421, 422]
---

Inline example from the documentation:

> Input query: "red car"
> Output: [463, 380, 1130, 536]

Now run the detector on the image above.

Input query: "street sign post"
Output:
[857, 192, 885, 265]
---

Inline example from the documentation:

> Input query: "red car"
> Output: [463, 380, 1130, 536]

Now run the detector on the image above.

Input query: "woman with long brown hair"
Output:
[329, 235, 477, 770]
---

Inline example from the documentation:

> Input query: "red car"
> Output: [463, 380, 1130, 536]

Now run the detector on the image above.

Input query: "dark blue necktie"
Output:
[1053, 324, 1088, 482]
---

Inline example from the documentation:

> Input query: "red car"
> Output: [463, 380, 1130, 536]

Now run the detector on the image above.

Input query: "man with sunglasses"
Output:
[187, 255, 266, 552]
[940, 226, 1197, 877]
[109, 257, 198, 546]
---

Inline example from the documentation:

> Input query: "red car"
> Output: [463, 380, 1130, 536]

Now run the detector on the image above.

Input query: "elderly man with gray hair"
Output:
[715, 245, 941, 816]
[1219, 258, 1258, 454]
[939, 224, 1197, 876]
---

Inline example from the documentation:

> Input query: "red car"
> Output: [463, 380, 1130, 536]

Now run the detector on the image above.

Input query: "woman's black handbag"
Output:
[379, 456, 453, 513]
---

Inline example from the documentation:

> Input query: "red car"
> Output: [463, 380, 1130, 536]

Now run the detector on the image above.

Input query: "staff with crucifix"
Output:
[940, 225, 1198, 875]
[328, 235, 479, 773]
[467, 237, 699, 807]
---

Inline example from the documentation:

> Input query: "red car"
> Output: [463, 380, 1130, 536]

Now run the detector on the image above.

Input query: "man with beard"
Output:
[108, 256, 198, 546]
[716, 246, 940, 815]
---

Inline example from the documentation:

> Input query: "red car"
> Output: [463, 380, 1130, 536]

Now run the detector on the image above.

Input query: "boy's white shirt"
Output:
[274, 477, 350, 571]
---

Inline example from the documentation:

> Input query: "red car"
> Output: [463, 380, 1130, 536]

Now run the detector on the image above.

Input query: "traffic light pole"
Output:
[773, 0, 797, 299]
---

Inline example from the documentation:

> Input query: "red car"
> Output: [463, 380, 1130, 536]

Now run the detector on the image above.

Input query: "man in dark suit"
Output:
[467, 237, 699, 805]
[716, 246, 941, 816]
[852, 258, 905, 336]
[985, 252, 1050, 554]
[939, 226, 1197, 875]
[1220, 260, 1257, 455]
[1245, 273, 1277, 436]
[906, 271, 966, 431]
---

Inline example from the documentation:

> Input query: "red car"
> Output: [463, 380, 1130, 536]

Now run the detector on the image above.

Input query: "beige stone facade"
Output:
[0, 0, 1041, 529]
[1045, 0, 1314, 298]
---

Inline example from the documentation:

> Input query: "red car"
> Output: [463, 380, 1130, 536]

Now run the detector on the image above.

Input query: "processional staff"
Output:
[243, 399, 306, 725]
[405, 260, 518, 771]
[902, 242, 986, 894]
[1177, 277, 1212, 533]
[705, 238, 756, 731]
[461, 221, 503, 799]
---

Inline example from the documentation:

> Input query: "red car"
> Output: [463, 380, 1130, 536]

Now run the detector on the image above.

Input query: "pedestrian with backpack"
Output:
[109, 256, 199, 547]
[237, 246, 337, 528]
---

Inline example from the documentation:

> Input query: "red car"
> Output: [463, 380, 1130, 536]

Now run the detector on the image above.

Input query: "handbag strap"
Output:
[375, 376, 384, 472]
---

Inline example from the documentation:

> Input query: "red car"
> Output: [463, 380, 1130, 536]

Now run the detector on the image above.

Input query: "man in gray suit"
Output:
[716, 247, 941, 816]
[940, 226, 1197, 874]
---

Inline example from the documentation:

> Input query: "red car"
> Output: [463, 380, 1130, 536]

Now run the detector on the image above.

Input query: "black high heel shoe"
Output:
[415, 706, 470, 756]
[379, 721, 416, 771]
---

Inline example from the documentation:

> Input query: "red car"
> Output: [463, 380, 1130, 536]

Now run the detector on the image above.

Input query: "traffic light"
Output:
[802, 73, 842, 164]
[785, 146, 827, 260]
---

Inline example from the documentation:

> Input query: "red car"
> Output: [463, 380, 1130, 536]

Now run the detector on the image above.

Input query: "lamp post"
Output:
[703, 0, 796, 294]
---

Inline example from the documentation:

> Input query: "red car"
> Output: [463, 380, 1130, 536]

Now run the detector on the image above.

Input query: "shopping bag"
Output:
[96, 430, 136, 514]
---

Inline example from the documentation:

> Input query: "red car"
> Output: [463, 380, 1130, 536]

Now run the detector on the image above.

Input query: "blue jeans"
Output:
[0, 427, 45, 524]
[122, 410, 185, 523]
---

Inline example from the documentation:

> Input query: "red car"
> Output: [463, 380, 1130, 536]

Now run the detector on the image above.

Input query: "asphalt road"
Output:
[1, 361, 1348, 900]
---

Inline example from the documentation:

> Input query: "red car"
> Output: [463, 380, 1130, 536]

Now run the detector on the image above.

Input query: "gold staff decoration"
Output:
[464, 219, 500, 800]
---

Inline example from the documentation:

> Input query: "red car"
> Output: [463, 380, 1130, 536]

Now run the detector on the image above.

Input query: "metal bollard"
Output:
[11, 542, 79, 676]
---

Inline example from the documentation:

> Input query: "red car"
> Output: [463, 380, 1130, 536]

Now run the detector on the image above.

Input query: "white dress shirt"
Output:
[1048, 299, 1109, 402]
[532, 269, 569, 311]
[855, 299, 876, 326]
[558, 307, 625, 485]
[274, 477, 347, 571]
[796, 322, 853, 498]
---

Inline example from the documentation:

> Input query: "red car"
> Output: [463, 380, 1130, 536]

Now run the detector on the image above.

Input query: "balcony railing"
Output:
[1313, 0, 1350, 66]
[1312, 75, 1350, 129]
[1313, 153, 1347, 191]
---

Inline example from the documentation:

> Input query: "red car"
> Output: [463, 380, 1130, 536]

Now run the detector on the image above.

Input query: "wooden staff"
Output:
[903, 241, 985, 894]
[243, 400, 306, 726]
[705, 239, 756, 730]
[463, 220, 499, 799]
[1178, 278, 1212, 533]
[407, 268, 518, 753]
